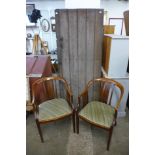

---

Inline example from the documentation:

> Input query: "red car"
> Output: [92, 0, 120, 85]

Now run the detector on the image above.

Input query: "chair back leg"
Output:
[36, 120, 44, 142]
[107, 126, 113, 150]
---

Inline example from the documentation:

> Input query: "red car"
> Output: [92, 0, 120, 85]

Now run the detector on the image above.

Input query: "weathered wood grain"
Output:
[86, 9, 96, 101]
[93, 10, 104, 100]
[55, 9, 104, 105]
[77, 9, 87, 107]
[68, 9, 78, 105]
[55, 9, 63, 97]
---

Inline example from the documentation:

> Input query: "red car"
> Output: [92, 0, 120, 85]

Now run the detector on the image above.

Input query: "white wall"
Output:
[100, 0, 129, 18]
[65, 0, 100, 8]
[100, 0, 129, 35]
[27, 0, 65, 15]
[26, 0, 129, 52]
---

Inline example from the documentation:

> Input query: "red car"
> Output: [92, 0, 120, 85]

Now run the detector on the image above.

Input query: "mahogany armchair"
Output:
[76, 77, 124, 150]
[32, 76, 75, 142]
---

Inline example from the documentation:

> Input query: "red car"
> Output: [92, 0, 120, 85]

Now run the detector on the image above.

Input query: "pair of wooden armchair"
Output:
[31, 76, 124, 150]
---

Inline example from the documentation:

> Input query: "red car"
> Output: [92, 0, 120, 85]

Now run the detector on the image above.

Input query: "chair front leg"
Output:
[76, 112, 79, 134]
[114, 110, 118, 126]
[36, 119, 44, 142]
[72, 111, 75, 133]
[107, 126, 113, 151]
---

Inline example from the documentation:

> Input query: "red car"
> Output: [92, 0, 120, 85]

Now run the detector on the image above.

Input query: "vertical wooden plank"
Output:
[56, 9, 71, 97]
[94, 9, 103, 67]
[55, 79, 60, 98]
[77, 9, 87, 106]
[93, 9, 104, 100]
[55, 9, 63, 97]
[59, 10, 71, 98]
[55, 9, 62, 75]
[44, 80, 55, 99]
[86, 9, 96, 101]
[68, 9, 78, 106]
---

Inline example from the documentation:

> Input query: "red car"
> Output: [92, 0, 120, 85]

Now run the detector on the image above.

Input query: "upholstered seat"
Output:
[79, 101, 115, 128]
[38, 98, 72, 122]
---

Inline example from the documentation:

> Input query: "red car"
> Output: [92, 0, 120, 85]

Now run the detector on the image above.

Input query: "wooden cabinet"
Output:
[102, 34, 129, 117]
[103, 34, 129, 77]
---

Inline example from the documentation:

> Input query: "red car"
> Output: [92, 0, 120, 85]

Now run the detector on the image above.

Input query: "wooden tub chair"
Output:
[76, 77, 124, 150]
[32, 76, 75, 142]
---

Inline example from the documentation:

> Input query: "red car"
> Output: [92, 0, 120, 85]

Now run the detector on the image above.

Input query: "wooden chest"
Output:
[26, 55, 52, 102]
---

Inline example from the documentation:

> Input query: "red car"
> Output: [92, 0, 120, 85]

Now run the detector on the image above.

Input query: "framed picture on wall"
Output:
[50, 16, 56, 32]
[109, 18, 124, 35]
[26, 4, 36, 26]
[41, 19, 50, 32]
[26, 4, 35, 15]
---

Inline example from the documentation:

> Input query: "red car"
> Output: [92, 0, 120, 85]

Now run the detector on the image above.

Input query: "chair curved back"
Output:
[78, 77, 124, 110]
[32, 76, 73, 111]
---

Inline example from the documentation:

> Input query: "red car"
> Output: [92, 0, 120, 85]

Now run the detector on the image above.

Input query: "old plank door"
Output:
[55, 9, 104, 106]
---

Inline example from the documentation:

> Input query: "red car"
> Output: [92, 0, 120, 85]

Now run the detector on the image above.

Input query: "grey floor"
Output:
[26, 110, 129, 155]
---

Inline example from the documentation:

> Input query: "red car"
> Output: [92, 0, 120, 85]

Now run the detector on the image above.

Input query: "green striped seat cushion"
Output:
[38, 98, 72, 122]
[79, 101, 115, 128]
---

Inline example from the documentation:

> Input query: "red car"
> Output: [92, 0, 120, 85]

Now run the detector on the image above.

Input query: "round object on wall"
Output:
[41, 19, 50, 32]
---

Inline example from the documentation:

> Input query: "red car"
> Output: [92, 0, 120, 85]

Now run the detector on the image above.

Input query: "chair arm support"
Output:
[78, 91, 88, 111]
[66, 89, 75, 111]
[112, 109, 118, 126]
[114, 109, 118, 119]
